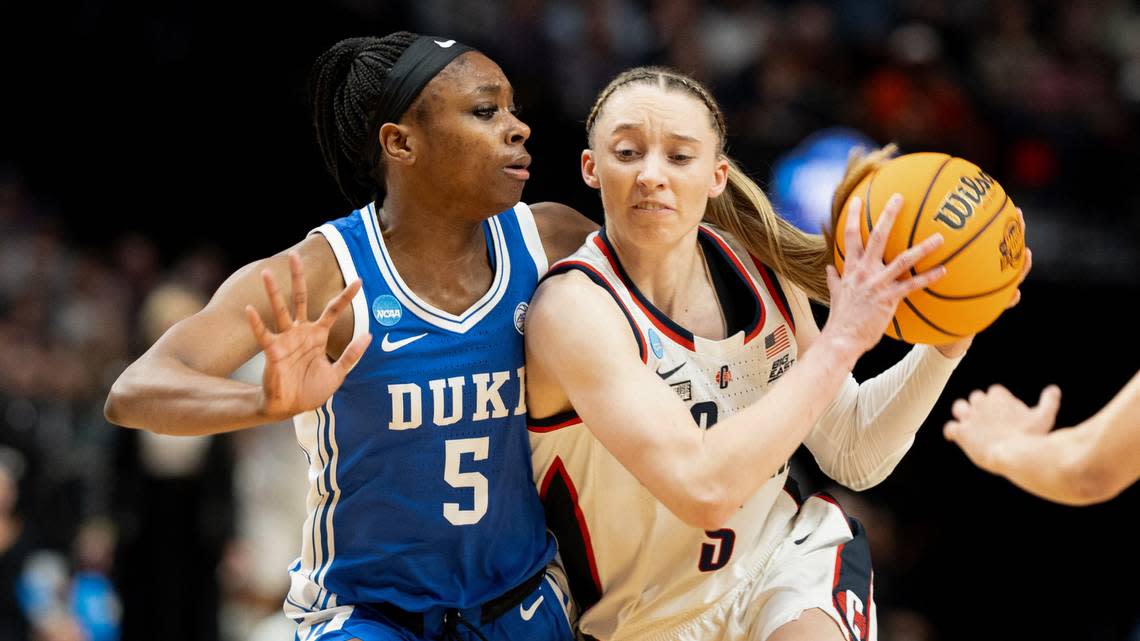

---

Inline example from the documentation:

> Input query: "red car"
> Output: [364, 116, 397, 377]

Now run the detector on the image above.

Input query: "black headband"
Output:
[375, 35, 475, 125]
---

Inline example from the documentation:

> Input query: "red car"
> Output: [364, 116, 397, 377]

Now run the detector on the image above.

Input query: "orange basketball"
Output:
[834, 153, 1025, 344]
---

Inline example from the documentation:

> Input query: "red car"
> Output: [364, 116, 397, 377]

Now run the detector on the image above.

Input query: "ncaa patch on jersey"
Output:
[648, 327, 664, 358]
[372, 294, 403, 327]
[513, 302, 528, 334]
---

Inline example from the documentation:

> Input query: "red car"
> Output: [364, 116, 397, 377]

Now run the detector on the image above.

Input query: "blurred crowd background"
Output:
[2, 1, 1138, 640]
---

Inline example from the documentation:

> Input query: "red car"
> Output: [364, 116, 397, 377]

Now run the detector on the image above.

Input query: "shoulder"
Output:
[529, 201, 599, 264]
[529, 270, 620, 334]
[527, 270, 639, 365]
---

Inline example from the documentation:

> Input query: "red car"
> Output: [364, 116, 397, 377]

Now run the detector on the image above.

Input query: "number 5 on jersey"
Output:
[444, 437, 489, 525]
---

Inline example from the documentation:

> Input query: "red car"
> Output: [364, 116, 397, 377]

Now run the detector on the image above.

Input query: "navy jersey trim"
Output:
[818, 494, 874, 641]
[539, 457, 603, 612]
[594, 230, 696, 350]
[747, 255, 796, 334]
[698, 227, 766, 342]
[545, 261, 648, 363]
[528, 409, 583, 433]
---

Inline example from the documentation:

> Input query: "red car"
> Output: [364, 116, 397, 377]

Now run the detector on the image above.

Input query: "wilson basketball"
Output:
[834, 153, 1025, 344]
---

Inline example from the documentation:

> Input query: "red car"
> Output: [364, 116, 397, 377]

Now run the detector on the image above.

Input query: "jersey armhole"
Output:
[545, 262, 647, 364]
[311, 224, 369, 343]
[513, 202, 549, 279]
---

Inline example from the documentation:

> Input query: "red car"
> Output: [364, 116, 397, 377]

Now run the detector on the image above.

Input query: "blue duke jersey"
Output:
[285, 202, 556, 618]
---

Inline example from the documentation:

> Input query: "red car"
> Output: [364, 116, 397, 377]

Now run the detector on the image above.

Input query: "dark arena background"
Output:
[2, 1, 1138, 640]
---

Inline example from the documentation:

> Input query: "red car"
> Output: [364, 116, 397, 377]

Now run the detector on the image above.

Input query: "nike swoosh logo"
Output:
[519, 594, 544, 621]
[434, 39, 456, 48]
[794, 533, 809, 545]
[380, 332, 427, 352]
[655, 362, 685, 380]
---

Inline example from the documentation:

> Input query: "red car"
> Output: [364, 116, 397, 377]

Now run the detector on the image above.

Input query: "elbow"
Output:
[104, 378, 142, 430]
[1062, 458, 1125, 506]
[835, 476, 879, 492]
[819, 456, 895, 493]
[103, 383, 128, 426]
[674, 483, 739, 531]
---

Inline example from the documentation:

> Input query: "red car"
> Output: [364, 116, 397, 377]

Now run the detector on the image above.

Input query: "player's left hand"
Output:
[943, 383, 1060, 474]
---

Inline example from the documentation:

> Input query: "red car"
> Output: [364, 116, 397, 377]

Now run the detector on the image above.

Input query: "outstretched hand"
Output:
[245, 251, 372, 420]
[943, 384, 1062, 474]
[824, 193, 946, 357]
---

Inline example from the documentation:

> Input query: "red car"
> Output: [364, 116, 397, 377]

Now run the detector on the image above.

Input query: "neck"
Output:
[378, 189, 492, 259]
[374, 190, 497, 315]
[605, 224, 707, 319]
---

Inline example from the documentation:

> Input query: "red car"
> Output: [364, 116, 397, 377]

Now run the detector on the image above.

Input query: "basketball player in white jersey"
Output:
[525, 68, 1026, 641]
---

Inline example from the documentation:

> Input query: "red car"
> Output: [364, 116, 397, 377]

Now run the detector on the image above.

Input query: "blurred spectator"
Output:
[110, 284, 234, 641]
[217, 353, 308, 641]
[0, 450, 31, 639]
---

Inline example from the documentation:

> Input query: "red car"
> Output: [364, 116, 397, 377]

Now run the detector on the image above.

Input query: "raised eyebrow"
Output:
[609, 122, 700, 143]
[474, 83, 514, 101]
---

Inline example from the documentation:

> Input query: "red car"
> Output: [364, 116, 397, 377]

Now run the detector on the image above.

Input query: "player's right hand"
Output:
[245, 251, 372, 420]
[823, 193, 947, 356]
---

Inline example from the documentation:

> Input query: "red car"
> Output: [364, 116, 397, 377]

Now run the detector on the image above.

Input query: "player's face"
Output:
[582, 85, 728, 248]
[405, 53, 531, 218]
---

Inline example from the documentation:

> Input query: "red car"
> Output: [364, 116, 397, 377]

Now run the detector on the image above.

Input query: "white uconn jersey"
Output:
[529, 226, 805, 640]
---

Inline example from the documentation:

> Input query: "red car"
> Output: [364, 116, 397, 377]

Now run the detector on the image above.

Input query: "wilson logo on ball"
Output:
[933, 170, 997, 230]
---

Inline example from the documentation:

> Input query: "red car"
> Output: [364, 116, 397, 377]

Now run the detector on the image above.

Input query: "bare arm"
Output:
[104, 237, 370, 436]
[944, 371, 1140, 505]
[530, 201, 598, 263]
[527, 194, 946, 528]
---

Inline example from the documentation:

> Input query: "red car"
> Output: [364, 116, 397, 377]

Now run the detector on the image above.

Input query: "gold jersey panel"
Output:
[529, 226, 804, 641]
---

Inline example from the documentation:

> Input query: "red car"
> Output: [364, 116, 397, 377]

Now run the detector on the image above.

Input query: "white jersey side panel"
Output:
[530, 226, 805, 640]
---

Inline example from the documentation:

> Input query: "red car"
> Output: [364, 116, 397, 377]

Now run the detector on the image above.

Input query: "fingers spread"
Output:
[951, 397, 972, 419]
[864, 193, 903, 261]
[289, 251, 309, 321]
[262, 269, 294, 331]
[245, 305, 273, 349]
[318, 279, 363, 329]
[335, 332, 373, 377]
[886, 233, 944, 281]
[895, 264, 946, 298]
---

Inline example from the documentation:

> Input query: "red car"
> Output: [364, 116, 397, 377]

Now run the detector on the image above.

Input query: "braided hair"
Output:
[310, 31, 418, 208]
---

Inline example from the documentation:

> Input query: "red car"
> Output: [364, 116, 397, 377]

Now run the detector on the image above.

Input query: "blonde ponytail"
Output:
[704, 159, 831, 302]
[822, 143, 898, 261]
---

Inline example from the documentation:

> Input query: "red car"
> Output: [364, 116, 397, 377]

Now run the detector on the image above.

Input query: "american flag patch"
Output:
[764, 325, 790, 359]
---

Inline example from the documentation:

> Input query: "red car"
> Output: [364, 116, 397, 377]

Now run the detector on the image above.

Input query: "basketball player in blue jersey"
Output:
[105, 32, 595, 641]
[525, 68, 1029, 641]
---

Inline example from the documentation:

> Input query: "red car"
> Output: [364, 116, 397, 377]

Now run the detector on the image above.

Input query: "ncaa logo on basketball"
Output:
[648, 328, 664, 359]
[372, 294, 403, 327]
[999, 219, 1024, 271]
[513, 302, 528, 335]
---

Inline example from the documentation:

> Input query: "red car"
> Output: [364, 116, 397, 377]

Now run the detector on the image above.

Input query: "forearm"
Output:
[105, 355, 273, 436]
[684, 331, 862, 520]
[996, 412, 1137, 506]
[805, 344, 963, 489]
